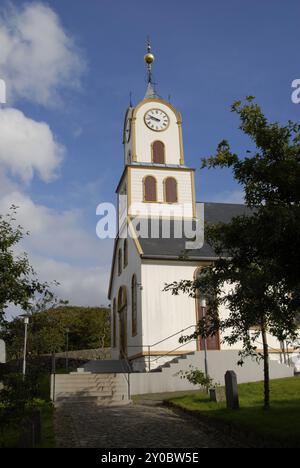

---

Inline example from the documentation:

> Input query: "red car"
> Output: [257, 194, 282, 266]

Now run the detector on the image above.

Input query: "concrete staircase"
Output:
[51, 372, 131, 407]
[151, 352, 194, 372]
[81, 359, 131, 373]
[148, 350, 295, 385]
[130, 350, 295, 395]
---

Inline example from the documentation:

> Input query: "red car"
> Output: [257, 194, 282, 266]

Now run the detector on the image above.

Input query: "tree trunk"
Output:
[261, 320, 270, 410]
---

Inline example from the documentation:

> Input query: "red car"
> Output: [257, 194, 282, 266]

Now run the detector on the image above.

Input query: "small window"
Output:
[143, 176, 157, 202]
[123, 239, 128, 268]
[164, 177, 178, 203]
[131, 275, 137, 336]
[152, 141, 165, 164]
[118, 248, 122, 276]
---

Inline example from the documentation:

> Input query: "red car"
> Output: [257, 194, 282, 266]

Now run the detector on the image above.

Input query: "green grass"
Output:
[166, 377, 300, 447]
[36, 401, 55, 448]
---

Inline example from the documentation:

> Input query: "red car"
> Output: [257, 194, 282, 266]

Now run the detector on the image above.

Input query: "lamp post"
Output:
[22, 316, 29, 380]
[65, 328, 69, 373]
[200, 297, 209, 379]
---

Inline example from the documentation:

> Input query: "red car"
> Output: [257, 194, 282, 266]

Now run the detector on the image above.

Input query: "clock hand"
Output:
[149, 115, 160, 122]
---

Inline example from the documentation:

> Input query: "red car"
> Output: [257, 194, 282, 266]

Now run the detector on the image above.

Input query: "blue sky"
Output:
[1, 0, 300, 312]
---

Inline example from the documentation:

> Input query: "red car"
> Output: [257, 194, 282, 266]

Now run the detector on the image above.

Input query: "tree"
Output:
[0, 206, 58, 326]
[165, 98, 300, 409]
[2, 306, 110, 359]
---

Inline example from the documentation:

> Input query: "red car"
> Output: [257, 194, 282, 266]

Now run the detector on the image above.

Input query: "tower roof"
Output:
[144, 81, 160, 99]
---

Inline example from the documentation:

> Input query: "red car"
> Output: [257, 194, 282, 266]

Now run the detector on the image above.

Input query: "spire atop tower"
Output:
[144, 38, 155, 83]
[143, 38, 160, 99]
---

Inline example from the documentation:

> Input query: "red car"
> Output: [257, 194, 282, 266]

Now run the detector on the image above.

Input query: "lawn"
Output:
[166, 377, 300, 448]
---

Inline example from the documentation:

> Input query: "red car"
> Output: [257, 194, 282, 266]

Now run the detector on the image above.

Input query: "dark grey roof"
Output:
[136, 202, 250, 261]
[144, 82, 160, 99]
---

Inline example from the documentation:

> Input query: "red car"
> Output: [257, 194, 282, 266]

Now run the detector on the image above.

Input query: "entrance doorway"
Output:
[196, 298, 220, 350]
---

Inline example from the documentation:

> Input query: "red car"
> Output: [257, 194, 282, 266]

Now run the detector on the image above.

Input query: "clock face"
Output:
[144, 108, 170, 132]
[125, 118, 131, 142]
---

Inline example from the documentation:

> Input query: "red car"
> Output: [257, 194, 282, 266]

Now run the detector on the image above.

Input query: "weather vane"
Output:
[144, 38, 155, 84]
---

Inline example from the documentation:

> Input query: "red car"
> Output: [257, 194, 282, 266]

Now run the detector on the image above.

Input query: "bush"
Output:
[178, 365, 213, 388]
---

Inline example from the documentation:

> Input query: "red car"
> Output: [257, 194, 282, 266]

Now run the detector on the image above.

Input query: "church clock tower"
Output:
[117, 41, 196, 230]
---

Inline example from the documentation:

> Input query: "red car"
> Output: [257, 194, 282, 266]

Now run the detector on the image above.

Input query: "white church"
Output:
[53, 44, 297, 403]
[107, 43, 300, 375]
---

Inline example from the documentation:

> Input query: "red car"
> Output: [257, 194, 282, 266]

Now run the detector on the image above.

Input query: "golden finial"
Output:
[144, 38, 155, 82]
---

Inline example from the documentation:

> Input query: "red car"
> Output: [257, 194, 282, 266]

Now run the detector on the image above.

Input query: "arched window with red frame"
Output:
[164, 177, 178, 203]
[152, 141, 165, 164]
[143, 176, 157, 202]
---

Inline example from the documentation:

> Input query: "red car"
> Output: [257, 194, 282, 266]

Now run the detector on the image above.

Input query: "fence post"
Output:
[51, 352, 56, 402]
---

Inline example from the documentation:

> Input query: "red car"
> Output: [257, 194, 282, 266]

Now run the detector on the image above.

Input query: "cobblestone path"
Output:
[54, 402, 246, 448]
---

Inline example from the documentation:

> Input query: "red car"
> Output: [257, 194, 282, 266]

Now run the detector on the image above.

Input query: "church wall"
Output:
[110, 233, 142, 361]
[217, 282, 293, 355]
[130, 349, 294, 395]
[134, 101, 182, 165]
[129, 167, 194, 218]
[140, 259, 201, 354]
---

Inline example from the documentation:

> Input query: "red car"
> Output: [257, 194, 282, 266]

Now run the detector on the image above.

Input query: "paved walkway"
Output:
[54, 402, 246, 448]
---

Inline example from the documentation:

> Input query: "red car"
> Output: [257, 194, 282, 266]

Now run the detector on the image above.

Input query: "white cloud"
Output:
[32, 256, 109, 307]
[0, 107, 64, 182]
[0, 189, 113, 264]
[5, 258, 109, 321]
[0, 188, 112, 314]
[0, 2, 84, 106]
[0, 3, 110, 316]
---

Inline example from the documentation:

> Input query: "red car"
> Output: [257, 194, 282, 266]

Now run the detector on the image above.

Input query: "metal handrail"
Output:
[149, 338, 197, 365]
[150, 325, 197, 349]
[119, 324, 196, 351]
[119, 348, 131, 400]
[253, 339, 294, 366]
[122, 324, 197, 371]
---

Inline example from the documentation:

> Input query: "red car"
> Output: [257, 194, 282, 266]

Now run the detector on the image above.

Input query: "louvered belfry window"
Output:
[164, 177, 178, 203]
[152, 141, 165, 164]
[144, 176, 157, 202]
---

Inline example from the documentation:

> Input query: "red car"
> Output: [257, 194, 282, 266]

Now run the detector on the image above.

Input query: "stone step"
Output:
[54, 378, 122, 384]
[82, 360, 131, 373]
[64, 374, 118, 379]
[55, 386, 127, 393]
[55, 389, 128, 398]
[56, 391, 113, 398]
[55, 378, 127, 389]
[54, 380, 125, 386]
[55, 398, 131, 407]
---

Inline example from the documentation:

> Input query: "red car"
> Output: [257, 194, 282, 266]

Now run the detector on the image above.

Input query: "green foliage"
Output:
[165, 98, 300, 408]
[178, 365, 213, 388]
[2, 306, 110, 359]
